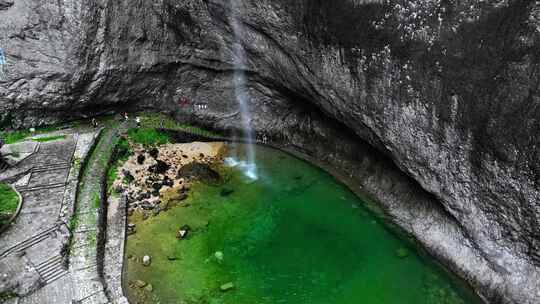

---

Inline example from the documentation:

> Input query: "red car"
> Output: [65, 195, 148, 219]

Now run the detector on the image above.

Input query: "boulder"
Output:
[167, 255, 179, 261]
[152, 182, 163, 191]
[177, 162, 221, 184]
[134, 280, 147, 288]
[142, 255, 151, 266]
[127, 223, 137, 235]
[162, 177, 174, 187]
[214, 251, 224, 262]
[140, 201, 154, 210]
[176, 225, 191, 239]
[136, 154, 146, 165]
[220, 282, 235, 292]
[220, 187, 234, 197]
[144, 284, 153, 292]
[396, 248, 409, 259]
[148, 148, 159, 159]
[149, 160, 170, 175]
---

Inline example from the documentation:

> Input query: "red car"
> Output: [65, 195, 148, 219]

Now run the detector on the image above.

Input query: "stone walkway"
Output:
[67, 125, 123, 304]
[0, 130, 101, 303]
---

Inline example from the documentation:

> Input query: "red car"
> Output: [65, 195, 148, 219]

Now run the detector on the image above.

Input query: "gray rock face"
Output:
[0, 1, 13, 11]
[0, 1, 539, 303]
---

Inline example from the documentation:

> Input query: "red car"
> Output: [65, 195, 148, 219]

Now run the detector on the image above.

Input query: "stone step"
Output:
[35, 255, 63, 270]
[16, 182, 66, 192]
[36, 256, 64, 275]
[78, 290, 109, 304]
[0, 226, 58, 257]
[42, 266, 68, 284]
[35, 255, 68, 284]
[39, 261, 65, 278]
[32, 163, 71, 173]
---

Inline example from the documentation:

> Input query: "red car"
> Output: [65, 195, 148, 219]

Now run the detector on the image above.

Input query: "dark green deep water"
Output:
[125, 144, 482, 304]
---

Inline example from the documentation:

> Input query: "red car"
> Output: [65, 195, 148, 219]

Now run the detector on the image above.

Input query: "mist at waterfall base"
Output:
[228, 0, 258, 181]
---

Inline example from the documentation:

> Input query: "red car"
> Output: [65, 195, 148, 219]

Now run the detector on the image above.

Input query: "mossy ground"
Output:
[0, 183, 19, 227]
[33, 135, 66, 142]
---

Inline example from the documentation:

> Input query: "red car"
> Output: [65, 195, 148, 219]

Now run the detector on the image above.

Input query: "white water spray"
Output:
[229, 0, 257, 180]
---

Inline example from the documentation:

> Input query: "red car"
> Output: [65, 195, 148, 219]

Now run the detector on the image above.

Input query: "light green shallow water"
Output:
[125, 144, 482, 304]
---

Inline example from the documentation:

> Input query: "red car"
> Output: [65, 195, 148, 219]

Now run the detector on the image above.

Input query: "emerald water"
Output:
[125, 144, 482, 304]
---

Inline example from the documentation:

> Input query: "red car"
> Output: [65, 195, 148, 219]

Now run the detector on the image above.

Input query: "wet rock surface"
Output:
[177, 162, 221, 185]
[114, 142, 224, 216]
[0, 1, 539, 303]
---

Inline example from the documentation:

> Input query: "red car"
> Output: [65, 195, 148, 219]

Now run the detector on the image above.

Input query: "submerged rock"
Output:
[167, 255, 179, 261]
[134, 280, 147, 288]
[142, 212, 150, 220]
[396, 248, 409, 259]
[177, 162, 221, 184]
[144, 284, 153, 292]
[220, 187, 234, 197]
[176, 225, 191, 239]
[127, 223, 137, 235]
[142, 255, 151, 266]
[220, 282, 235, 292]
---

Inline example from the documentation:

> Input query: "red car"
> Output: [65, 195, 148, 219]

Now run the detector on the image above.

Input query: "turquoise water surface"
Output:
[125, 143, 482, 304]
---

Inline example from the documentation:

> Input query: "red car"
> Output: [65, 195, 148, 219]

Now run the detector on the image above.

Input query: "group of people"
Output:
[90, 113, 141, 129]
[122, 112, 141, 127]
[258, 133, 269, 144]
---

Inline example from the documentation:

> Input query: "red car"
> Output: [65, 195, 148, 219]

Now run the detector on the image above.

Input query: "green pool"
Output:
[124, 144, 482, 304]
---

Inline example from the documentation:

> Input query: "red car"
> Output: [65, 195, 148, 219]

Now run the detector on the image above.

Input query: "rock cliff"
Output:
[0, 1, 538, 303]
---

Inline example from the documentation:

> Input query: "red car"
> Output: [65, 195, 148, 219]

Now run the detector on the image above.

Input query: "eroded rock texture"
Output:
[0, 1, 539, 303]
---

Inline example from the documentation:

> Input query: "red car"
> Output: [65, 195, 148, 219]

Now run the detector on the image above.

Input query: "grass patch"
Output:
[139, 113, 224, 137]
[33, 135, 66, 142]
[68, 213, 79, 232]
[0, 291, 17, 302]
[107, 137, 133, 195]
[1, 130, 30, 144]
[107, 165, 119, 194]
[127, 127, 170, 147]
[92, 193, 101, 209]
[88, 230, 97, 247]
[0, 183, 19, 227]
[0, 123, 67, 144]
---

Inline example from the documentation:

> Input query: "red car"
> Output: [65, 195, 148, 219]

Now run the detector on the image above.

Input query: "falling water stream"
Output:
[228, 0, 257, 180]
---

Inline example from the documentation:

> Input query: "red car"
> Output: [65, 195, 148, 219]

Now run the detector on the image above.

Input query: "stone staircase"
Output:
[32, 162, 72, 173]
[15, 182, 66, 193]
[0, 226, 58, 258]
[35, 255, 68, 284]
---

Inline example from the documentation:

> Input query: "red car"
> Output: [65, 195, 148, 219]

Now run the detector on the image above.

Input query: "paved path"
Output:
[14, 124, 128, 304]
[0, 130, 108, 304]
[0, 132, 97, 301]
[1, 122, 217, 304]
[67, 125, 124, 304]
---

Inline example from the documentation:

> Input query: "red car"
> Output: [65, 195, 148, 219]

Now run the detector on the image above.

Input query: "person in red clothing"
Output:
[178, 97, 190, 107]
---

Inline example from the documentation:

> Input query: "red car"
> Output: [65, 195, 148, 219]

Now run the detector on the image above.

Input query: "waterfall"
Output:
[228, 0, 258, 180]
